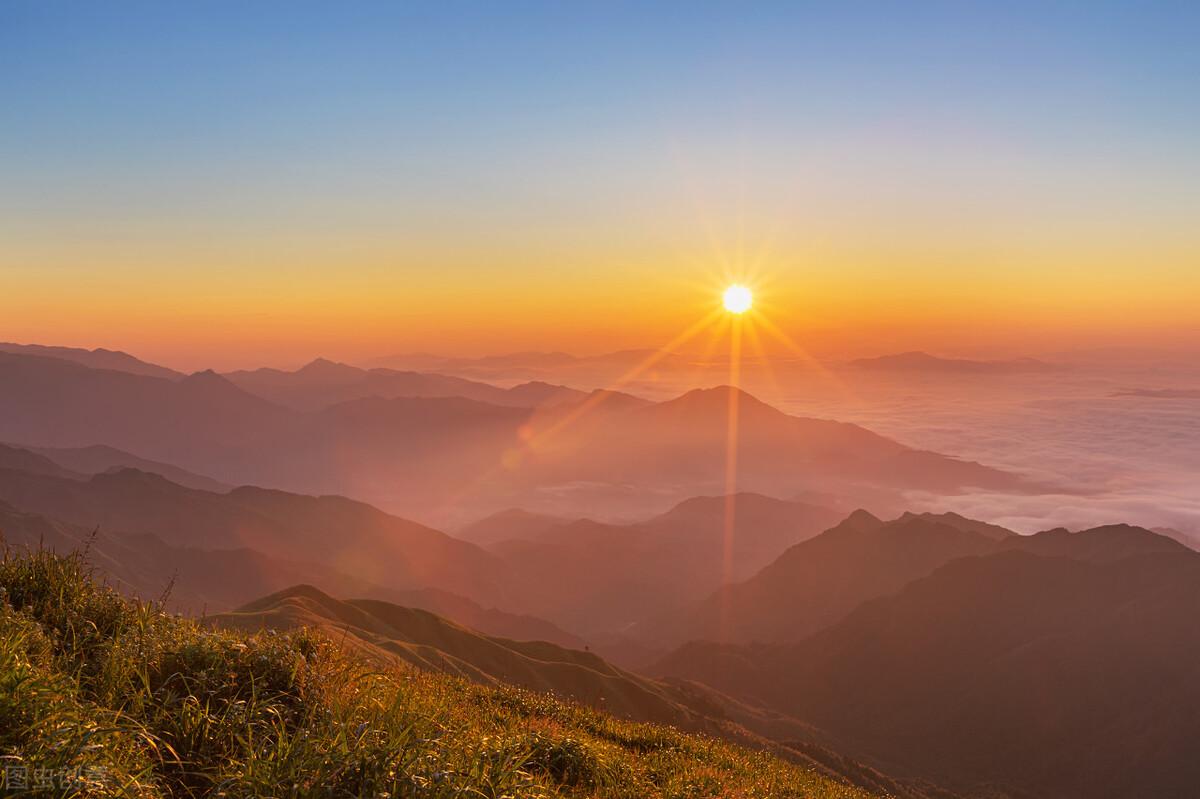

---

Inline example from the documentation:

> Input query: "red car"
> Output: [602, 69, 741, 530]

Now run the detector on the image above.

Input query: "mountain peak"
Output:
[661, 385, 776, 414]
[842, 508, 884, 528]
[183, 368, 230, 384]
[296, 357, 362, 377]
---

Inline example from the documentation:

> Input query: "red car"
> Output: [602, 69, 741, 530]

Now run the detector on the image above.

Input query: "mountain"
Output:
[455, 507, 571, 547]
[846, 351, 1058, 374]
[486, 386, 1024, 524]
[482, 493, 845, 634]
[0, 352, 291, 472]
[0, 547, 880, 799]
[637, 510, 1013, 647]
[366, 348, 699, 387]
[0, 499, 372, 611]
[0, 341, 184, 380]
[26, 443, 231, 492]
[0, 350, 1029, 523]
[213, 583, 728, 732]
[0, 465, 509, 606]
[0, 443, 84, 479]
[1113, 387, 1200, 399]
[224, 357, 587, 411]
[654, 530, 1200, 799]
[0, 497, 584, 648]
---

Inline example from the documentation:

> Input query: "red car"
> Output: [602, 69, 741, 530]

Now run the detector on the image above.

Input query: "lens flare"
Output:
[723, 284, 752, 314]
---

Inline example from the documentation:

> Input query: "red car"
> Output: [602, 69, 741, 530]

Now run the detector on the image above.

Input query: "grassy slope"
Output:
[0, 549, 874, 799]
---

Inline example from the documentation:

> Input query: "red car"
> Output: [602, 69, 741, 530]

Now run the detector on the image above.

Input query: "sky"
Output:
[2, 1, 1198, 370]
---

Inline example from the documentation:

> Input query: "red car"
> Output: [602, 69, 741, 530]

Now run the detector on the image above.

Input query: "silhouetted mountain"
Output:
[638, 510, 1011, 646]
[895, 510, 1016, 541]
[477, 493, 844, 634]
[0, 465, 509, 605]
[847, 351, 1057, 374]
[0, 352, 291, 469]
[0, 499, 368, 611]
[0, 341, 183, 380]
[0, 443, 84, 480]
[1112, 387, 1200, 399]
[27, 443, 230, 492]
[456, 507, 571, 547]
[368, 348, 691, 385]
[654, 530, 1200, 799]
[0, 351, 1028, 522]
[225, 357, 587, 411]
[0, 497, 583, 646]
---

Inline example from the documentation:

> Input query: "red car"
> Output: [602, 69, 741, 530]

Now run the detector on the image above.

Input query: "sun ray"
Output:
[743, 316, 787, 406]
[750, 309, 860, 402]
[524, 307, 725, 450]
[720, 313, 744, 640]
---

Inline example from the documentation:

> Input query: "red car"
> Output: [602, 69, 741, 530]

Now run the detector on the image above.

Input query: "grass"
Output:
[0, 547, 876, 798]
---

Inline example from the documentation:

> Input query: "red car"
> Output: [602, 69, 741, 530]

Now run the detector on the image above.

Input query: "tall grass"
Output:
[0, 548, 873, 798]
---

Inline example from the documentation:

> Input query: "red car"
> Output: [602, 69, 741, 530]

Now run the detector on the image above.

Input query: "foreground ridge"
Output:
[0, 547, 873, 798]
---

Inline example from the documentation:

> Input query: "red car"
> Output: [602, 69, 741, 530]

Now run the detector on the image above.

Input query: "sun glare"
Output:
[723, 284, 752, 314]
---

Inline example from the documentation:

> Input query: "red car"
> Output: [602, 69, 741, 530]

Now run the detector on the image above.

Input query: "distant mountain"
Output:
[653, 528, 1200, 799]
[500, 386, 1024, 510]
[455, 507, 571, 547]
[224, 357, 586, 411]
[847, 351, 1058, 374]
[0, 499, 373, 611]
[27, 443, 231, 492]
[0, 341, 183, 380]
[0, 351, 1029, 523]
[0, 465, 509, 606]
[0, 496, 584, 648]
[0, 443, 84, 480]
[484, 493, 845, 634]
[0, 352, 290, 469]
[368, 348, 691, 384]
[636, 510, 1013, 647]
[1112, 387, 1200, 399]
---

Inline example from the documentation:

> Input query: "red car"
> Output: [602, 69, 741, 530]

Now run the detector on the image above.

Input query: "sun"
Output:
[722, 284, 752, 314]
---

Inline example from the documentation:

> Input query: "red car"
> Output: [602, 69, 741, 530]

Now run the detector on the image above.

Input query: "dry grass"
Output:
[0, 547, 875, 798]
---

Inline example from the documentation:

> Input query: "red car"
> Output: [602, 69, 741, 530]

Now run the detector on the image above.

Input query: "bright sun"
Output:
[723, 284, 752, 314]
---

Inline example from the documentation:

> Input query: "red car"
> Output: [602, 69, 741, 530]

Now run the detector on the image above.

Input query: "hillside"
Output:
[636, 510, 1011, 647]
[0, 547, 876, 798]
[0, 499, 590, 653]
[653, 526, 1200, 799]
[0, 465, 510, 606]
[483, 493, 845, 634]
[214, 584, 731, 733]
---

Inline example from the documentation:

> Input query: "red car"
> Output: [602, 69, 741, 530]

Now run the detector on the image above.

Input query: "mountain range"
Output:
[651, 520, 1199, 799]
[0, 349, 1029, 525]
[224, 357, 587, 411]
[6, 340, 1193, 798]
[845, 351, 1059, 375]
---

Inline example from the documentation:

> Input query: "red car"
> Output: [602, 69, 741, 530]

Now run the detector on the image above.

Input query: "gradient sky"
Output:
[3, 1, 1198, 369]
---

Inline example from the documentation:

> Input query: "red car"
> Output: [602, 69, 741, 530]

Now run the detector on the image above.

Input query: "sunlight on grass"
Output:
[0, 547, 873, 798]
